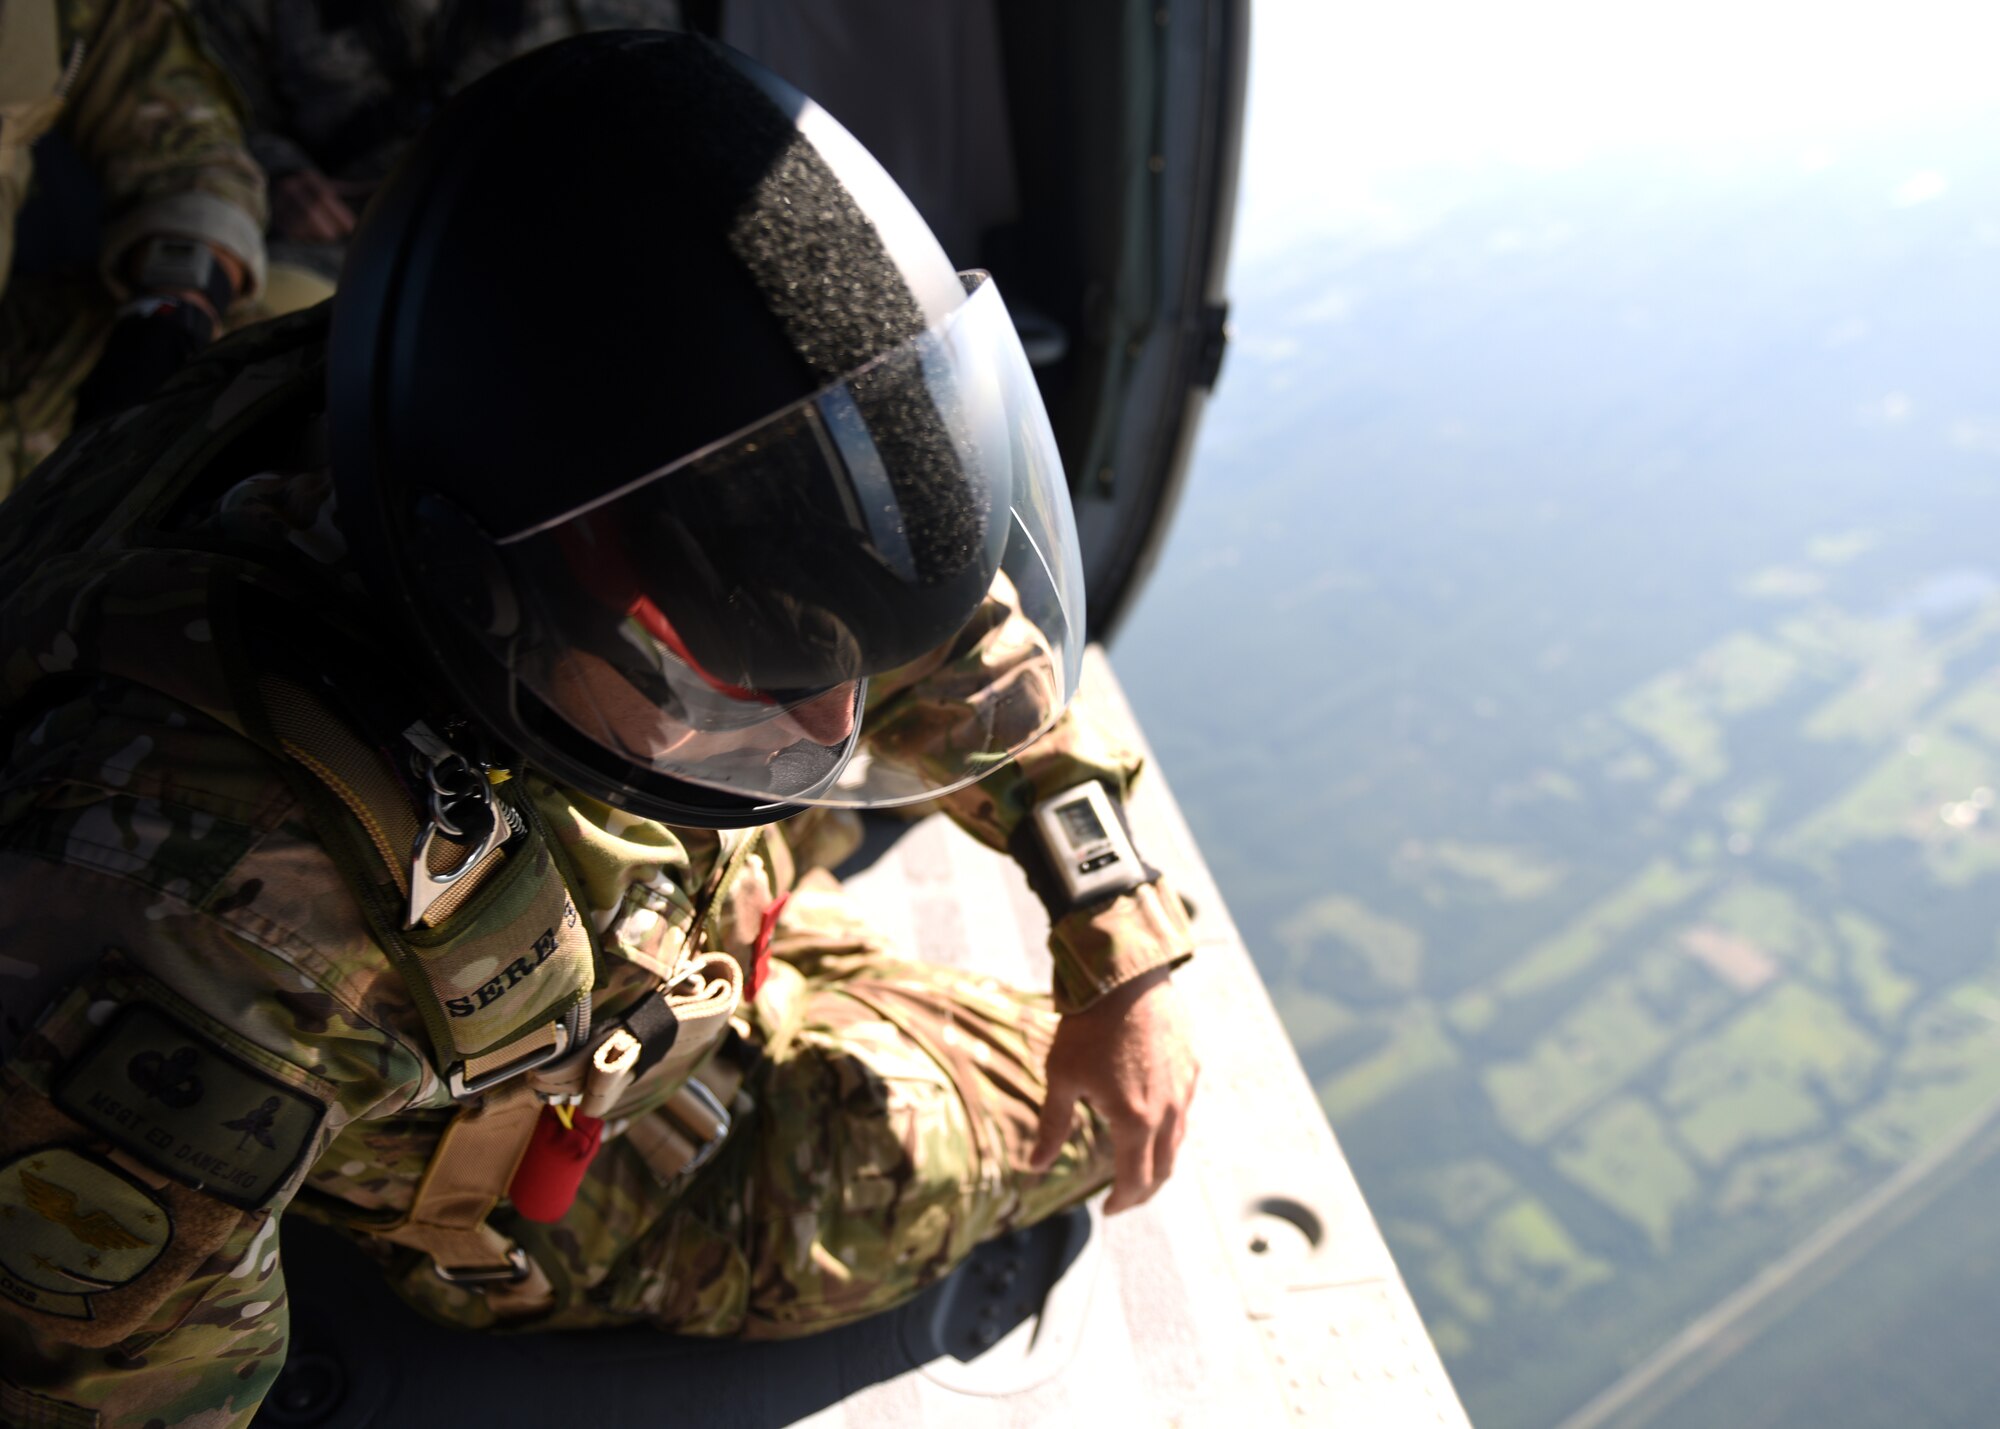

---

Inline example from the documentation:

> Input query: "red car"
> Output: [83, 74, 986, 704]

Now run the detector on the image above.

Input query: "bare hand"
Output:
[1029, 966, 1198, 1214]
[272, 169, 357, 243]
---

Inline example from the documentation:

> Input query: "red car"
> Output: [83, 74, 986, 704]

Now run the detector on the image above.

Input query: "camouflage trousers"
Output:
[387, 870, 1114, 1338]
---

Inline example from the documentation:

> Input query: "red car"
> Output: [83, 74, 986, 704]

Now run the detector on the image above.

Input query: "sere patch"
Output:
[53, 1003, 325, 1208]
[0, 1147, 169, 1321]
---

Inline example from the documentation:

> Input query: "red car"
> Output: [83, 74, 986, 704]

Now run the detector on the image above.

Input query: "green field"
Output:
[1112, 128, 2000, 1428]
[1147, 525, 2000, 1424]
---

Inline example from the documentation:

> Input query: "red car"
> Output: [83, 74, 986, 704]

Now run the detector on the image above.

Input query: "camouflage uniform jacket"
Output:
[0, 310, 1191, 1423]
[1, 0, 268, 498]
[0, 0, 268, 305]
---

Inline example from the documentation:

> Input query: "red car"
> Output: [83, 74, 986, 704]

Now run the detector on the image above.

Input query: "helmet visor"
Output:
[481, 272, 1084, 808]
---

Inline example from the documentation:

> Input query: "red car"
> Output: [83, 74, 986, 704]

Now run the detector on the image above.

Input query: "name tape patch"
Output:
[53, 1003, 326, 1209]
[0, 1147, 170, 1321]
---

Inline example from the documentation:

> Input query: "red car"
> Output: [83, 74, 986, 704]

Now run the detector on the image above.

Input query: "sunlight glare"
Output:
[1238, 0, 2000, 261]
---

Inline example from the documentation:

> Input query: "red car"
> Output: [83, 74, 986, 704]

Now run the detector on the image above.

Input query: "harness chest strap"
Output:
[244, 584, 765, 1094]
[227, 658, 584, 1301]
[236, 590, 766, 1301]
[242, 658, 596, 1097]
[361, 799, 751, 1301]
[372, 1081, 555, 1316]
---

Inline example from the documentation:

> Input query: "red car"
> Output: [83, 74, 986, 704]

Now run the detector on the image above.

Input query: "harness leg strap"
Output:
[372, 1080, 555, 1318]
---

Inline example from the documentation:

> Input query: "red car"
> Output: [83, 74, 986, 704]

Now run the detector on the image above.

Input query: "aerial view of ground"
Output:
[1115, 114, 2000, 1426]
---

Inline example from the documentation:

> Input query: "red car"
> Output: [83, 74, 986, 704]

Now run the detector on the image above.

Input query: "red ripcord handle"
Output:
[509, 1107, 604, 1223]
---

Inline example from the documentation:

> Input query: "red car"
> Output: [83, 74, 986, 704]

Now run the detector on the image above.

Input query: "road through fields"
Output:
[1558, 1079, 2000, 1429]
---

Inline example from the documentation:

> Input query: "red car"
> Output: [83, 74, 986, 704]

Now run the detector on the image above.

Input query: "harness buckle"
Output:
[447, 1020, 574, 1100]
[664, 1077, 732, 1182]
[431, 1245, 532, 1286]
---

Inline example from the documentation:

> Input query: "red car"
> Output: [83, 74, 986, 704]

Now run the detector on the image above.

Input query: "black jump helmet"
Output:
[328, 32, 1083, 828]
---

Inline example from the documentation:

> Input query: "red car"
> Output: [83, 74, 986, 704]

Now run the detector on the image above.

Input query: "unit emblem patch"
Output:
[53, 1003, 326, 1208]
[0, 1148, 169, 1320]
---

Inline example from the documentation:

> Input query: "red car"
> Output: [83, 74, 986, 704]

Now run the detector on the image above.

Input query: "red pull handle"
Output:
[508, 1105, 603, 1223]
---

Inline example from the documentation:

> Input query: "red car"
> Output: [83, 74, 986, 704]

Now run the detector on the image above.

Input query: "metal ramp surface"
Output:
[258, 651, 1468, 1427]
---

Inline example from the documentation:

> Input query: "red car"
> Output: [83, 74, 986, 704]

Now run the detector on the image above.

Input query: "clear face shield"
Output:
[476, 273, 1085, 809]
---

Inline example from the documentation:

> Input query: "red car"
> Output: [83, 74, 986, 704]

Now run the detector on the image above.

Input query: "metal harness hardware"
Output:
[447, 1022, 574, 1101]
[400, 722, 576, 1100]
[403, 720, 521, 929]
[668, 1077, 732, 1182]
[432, 1245, 533, 1286]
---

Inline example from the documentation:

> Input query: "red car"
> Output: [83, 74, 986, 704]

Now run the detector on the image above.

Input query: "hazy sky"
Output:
[1235, 0, 2000, 265]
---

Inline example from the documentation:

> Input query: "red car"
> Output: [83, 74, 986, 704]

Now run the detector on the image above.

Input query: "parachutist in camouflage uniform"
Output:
[0, 0, 267, 498]
[0, 34, 1197, 1428]
[193, 0, 687, 304]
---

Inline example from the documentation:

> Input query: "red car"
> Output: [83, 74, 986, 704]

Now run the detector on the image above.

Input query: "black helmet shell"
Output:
[329, 32, 1010, 826]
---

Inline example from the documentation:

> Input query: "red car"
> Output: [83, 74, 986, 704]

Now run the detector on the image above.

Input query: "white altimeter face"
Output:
[1034, 782, 1146, 906]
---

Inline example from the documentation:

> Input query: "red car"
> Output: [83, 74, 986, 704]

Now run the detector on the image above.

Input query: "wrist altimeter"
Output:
[1031, 781, 1148, 908]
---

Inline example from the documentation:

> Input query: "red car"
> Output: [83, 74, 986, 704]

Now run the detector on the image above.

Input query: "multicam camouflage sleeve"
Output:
[861, 590, 1197, 1014]
[176, 0, 309, 181]
[0, 674, 424, 1426]
[60, 0, 269, 297]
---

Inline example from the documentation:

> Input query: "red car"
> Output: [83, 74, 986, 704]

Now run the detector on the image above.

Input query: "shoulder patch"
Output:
[53, 1004, 327, 1208]
[0, 1147, 169, 1322]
